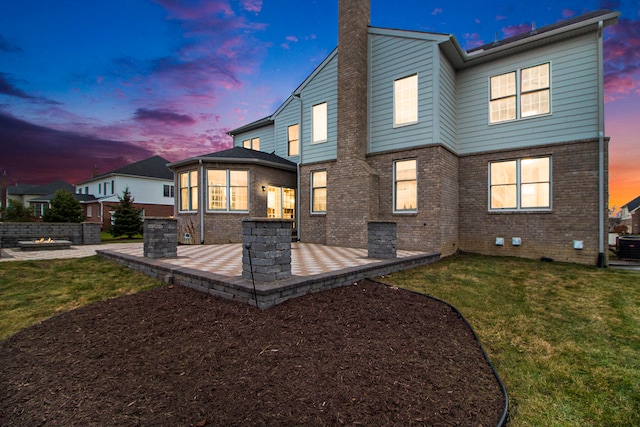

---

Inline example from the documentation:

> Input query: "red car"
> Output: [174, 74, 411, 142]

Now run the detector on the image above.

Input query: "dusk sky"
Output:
[0, 0, 638, 212]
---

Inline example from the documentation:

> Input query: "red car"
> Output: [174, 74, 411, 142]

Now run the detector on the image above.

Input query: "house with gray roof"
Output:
[169, 0, 618, 266]
[76, 155, 175, 230]
[620, 195, 640, 234]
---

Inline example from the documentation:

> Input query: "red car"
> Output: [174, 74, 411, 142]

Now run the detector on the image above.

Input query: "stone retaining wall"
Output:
[0, 222, 101, 247]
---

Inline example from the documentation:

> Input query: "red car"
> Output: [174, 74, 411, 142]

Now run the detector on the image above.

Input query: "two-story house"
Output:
[169, 0, 618, 266]
[76, 155, 175, 230]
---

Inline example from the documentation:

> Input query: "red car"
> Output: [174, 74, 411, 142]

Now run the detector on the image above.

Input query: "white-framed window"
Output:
[394, 74, 418, 126]
[87, 206, 92, 218]
[288, 124, 299, 156]
[207, 169, 249, 212]
[98, 183, 102, 195]
[242, 138, 260, 150]
[311, 170, 327, 213]
[179, 170, 198, 212]
[489, 156, 551, 210]
[267, 186, 295, 220]
[394, 159, 417, 212]
[163, 184, 174, 198]
[312, 102, 327, 143]
[490, 63, 550, 124]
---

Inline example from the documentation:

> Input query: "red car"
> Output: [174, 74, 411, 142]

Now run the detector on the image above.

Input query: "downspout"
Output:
[199, 159, 205, 244]
[597, 20, 606, 267]
[294, 93, 303, 241]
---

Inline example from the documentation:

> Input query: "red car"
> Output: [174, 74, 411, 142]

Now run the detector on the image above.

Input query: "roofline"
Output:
[76, 173, 173, 186]
[440, 10, 620, 69]
[167, 156, 297, 172]
[226, 116, 274, 136]
[293, 47, 338, 95]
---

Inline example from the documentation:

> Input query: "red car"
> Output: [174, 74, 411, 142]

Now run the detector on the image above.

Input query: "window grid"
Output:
[394, 74, 418, 126]
[179, 170, 198, 212]
[311, 170, 327, 213]
[288, 124, 299, 156]
[242, 138, 260, 150]
[394, 159, 417, 212]
[490, 63, 550, 123]
[207, 170, 249, 212]
[489, 157, 551, 211]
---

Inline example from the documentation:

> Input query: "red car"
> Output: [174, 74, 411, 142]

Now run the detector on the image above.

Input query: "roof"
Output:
[79, 155, 173, 184]
[168, 147, 297, 171]
[227, 116, 273, 136]
[7, 180, 74, 196]
[29, 191, 97, 204]
[622, 195, 640, 213]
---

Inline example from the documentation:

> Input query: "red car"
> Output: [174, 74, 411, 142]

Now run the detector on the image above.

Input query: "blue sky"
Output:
[0, 0, 638, 209]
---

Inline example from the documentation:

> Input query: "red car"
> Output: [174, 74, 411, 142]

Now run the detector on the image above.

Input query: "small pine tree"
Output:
[42, 190, 85, 223]
[2, 199, 37, 222]
[110, 188, 143, 238]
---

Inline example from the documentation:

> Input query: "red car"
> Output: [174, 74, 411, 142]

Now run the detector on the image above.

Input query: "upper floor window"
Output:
[312, 102, 327, 143]
[179, 170, 198, 212]
[489, 157, 551, 210]
[243, 138, 260, 150]
[163, 184, 175, 198]
[311, 170, 327, 213]
[288, 124, 299, 156]
[394, 74, 418, 126]
[207, 170, 249, 212]
[490, 63, 550, 124]
[394, 159, 417, 212]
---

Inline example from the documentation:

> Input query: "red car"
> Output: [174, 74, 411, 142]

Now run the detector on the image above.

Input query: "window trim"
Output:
[393, 74, 419, 128]
[287, 124, 299, 156]
[163, 184, 174, 198]
[488, 156, 552, 212]
[310, 170, 327, 214]
[311, 102, 328, 144]
[489, 62, 551, 125]
[242, 138, 260, 150]
[206, 169, 250, 213]
[393, 158, 418, 214]
[178, 170, 199, 212]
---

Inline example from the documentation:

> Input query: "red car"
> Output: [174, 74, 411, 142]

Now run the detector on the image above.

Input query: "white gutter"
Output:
[597, 20, 606, 267]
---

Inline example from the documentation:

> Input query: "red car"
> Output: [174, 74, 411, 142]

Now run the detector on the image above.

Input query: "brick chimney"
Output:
[92, 165, 100, 178]
[326, 0, 380, 248]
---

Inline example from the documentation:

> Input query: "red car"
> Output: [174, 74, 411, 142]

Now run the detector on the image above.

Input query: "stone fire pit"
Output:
[18, 238, 72, 251]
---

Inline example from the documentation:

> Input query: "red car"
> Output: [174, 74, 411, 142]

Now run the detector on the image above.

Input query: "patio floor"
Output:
[96, 243, 441, 309]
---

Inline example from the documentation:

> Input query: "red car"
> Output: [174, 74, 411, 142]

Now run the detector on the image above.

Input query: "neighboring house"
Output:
[76, 156, 175, 230]
[170, 0, 619, 266]
[620, 195, 640, 234]
[6, 180, 75, 219]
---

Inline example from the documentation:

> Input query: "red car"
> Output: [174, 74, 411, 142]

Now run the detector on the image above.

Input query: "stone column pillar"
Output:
[242, 218, 293, 282]
[368, 221, 397, 259]
[144, 217, 178, 258]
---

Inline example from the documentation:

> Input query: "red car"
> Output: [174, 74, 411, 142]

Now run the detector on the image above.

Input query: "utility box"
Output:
[618, 236, 640, 260]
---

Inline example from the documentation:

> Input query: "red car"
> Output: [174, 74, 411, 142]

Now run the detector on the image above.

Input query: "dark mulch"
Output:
[0, 280, 505, 426]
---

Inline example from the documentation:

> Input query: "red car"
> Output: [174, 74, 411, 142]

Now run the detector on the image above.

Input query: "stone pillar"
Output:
[242, 218, 293, 282]
[368, 221, 397, 259]
[144, 217, 178, 258]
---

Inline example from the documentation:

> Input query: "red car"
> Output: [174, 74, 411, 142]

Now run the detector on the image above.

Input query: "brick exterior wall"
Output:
[366, 146, 459, 255]
[299, 161, 334, 244]
[173, 161, 296, 245]
[83, 202, 173, 231]
[459, 139, 606, 264]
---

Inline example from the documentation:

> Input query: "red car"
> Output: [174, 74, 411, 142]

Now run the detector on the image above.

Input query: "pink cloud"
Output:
[241, 0, 262, 13]
[561, 9, 576, 19]
[462, 33, 485, 49]
[432, 8, 443, 16]
[603, 19, 640, 102]
[501, 23, 532, 38]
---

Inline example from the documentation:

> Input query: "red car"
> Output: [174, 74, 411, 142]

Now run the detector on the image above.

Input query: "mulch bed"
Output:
[0, 280, 505, 426]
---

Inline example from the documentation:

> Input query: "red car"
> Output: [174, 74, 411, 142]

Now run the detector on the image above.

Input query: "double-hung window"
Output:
[163, 184, 174, 198]
[394, 159, 417, 212]
[179, 170, 198, 211]
[312, 103, 327, 143]
[242, 138, 260, 150]
[394, 74, 418, 126]
[490, 63, 550, 123]
[288, 124, 299, 156]
[489, 157, 551, 210]
[311, 170, 327, 213]
[207, 170, 249, 212]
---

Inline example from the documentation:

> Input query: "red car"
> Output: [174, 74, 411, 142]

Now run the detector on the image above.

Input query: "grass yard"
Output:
[0, 256, 162, 341]
[383, 254, 640, 427]
[1, 253, 638, 426]
[100, 230, 143, 243]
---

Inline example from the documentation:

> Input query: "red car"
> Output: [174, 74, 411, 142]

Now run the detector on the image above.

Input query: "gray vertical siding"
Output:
[299, 54, 338, 164]
[369, 34, 435, 154]
[457, 33, 600, 154]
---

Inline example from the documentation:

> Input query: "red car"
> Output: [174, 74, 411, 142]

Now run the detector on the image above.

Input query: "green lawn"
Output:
[383, 254, 640, 427]
[100, 230, 143, 243]
[1, 253, 638, 426]
[0, 256, 162, 341]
